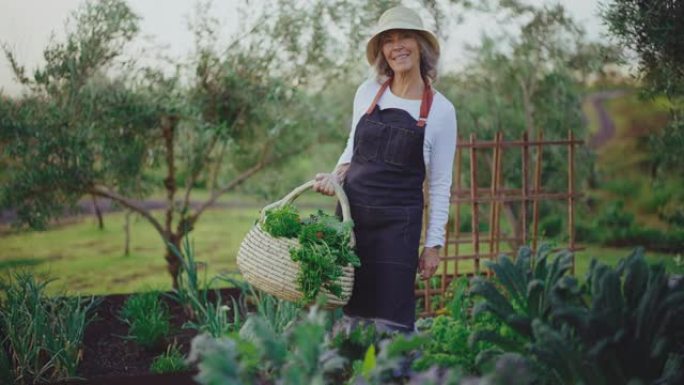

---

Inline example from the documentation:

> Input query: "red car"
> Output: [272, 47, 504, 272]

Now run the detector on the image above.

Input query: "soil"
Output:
[54, 287, 242, 384]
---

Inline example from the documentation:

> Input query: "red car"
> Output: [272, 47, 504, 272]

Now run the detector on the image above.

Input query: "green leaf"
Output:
[361, 344, 376, 379]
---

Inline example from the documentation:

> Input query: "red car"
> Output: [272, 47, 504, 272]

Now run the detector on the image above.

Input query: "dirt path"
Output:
[0, 197, 331, 226]
[0, 198, 253, 225]
[586, 90, 627, 149]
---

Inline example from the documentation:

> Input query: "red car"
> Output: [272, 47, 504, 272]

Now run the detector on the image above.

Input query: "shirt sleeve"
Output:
[337, 81, 369, 166]
[424, 103, 458, 248]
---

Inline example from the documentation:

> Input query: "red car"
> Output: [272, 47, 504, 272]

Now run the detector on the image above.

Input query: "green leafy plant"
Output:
[470, 245, 576, 345]
[0, 272, 97, 384]
[262, 206, 360, 304]
[150, 342, 189, 374]
[412, 277, 502, 374]
[188, 306, 346, 385]
[120, 291, 170, 349]
[471, 246, 684, 385]
[262, 203, 301, 238]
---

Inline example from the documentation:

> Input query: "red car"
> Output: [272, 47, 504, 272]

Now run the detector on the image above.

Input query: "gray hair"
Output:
[371, 30, 439, 84]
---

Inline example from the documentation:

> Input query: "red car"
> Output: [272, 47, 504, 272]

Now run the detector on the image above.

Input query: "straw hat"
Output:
[365, 5, 440, 65]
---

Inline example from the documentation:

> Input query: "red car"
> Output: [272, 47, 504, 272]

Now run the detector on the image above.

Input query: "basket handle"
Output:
[259, 179, 355, 247]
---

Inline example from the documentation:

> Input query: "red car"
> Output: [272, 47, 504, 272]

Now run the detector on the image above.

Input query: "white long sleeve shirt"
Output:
[336, 78, 458, 248]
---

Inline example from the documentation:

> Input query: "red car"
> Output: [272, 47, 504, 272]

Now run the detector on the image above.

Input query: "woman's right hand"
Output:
[313, 173, 338, 196]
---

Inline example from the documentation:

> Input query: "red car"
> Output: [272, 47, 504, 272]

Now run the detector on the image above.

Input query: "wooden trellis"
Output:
[415, 130, 584, 316]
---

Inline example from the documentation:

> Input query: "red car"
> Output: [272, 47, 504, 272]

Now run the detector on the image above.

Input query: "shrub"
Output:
[120, 291, 170, 350]
[539, 213, 563, 239]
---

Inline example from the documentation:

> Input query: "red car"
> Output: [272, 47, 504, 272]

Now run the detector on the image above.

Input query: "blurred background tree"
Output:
[601, 0, 684, 229]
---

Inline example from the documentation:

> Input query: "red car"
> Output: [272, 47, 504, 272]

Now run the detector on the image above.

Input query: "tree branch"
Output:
[180, 130, 221, 217]
[182, 140, 309, 231]
[88, 185, 166, 240]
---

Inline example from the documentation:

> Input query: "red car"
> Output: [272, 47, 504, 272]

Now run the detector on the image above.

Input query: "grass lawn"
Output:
[0, 208, 257, 295]
[1, 207, 681, 297]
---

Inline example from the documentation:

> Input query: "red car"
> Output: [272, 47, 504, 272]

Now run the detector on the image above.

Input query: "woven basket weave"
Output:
[237, 179, 355, 308]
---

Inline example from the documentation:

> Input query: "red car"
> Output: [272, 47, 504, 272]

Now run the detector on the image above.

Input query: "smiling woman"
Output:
[373, 29, 440, 87]
[313, 5, 458, 335]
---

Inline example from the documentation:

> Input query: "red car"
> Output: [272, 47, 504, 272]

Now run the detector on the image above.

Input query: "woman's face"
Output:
[380, 30, 421, 76]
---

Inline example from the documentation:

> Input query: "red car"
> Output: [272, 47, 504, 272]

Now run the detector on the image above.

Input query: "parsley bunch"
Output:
[262, 206, 360, 304]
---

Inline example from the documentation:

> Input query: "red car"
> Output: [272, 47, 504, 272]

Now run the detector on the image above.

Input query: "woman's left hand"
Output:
[419, 246, 441, 280]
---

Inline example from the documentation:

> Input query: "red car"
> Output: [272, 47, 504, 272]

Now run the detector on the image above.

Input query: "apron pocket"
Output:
[384, 126, 423, 167]
[354, 118, 385, 162]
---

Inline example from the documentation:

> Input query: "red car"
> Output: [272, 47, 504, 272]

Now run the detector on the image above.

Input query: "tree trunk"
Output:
[164, 233, 182, 289]
[91, 194, 104, 230]
[123, 210, 131, 256]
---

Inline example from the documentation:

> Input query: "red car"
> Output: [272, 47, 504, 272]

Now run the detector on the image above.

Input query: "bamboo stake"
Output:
[454, 146, 462, 278]
[568, 129, 576, 274]
[522, 132, 529, 248]
[532, 132, 543, 252]
[470, 134, 480, 274]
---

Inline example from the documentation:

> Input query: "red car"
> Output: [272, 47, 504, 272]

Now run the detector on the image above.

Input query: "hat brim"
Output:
[365, 25, 440, 66]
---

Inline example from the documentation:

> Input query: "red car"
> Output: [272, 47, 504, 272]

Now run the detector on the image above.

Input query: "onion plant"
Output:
[119, 291, 170, 349]
[150, 341, 188, 374]
[0, 272, 96, 384]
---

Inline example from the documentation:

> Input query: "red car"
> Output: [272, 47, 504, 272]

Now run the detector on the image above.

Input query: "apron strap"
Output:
[417, 79, 433, 128]
[365, 76, 434, 128]
[365, 77, 393, 115]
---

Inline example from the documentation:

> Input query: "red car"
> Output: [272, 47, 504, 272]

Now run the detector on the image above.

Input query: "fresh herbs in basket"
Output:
[262, 203, 360, 304]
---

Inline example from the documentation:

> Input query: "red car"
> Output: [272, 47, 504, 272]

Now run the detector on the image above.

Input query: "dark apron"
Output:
[336, 77, 434, 332]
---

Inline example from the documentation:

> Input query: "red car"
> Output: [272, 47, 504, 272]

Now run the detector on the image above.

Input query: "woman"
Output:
[314, 5, 457, 333]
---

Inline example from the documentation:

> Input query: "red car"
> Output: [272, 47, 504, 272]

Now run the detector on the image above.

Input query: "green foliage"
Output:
[262, 203, 301, 238]
[412, 278, 502, 374]
[330, 321, 379, 364]
[150, 342, 189, 374]
[470, 245, 576, 341]
[471, 246, 684, 385]
[221, 275, 302, 334]
[0, 272, 97, 384]
[602, 0, 684, 100]
[539, 213, 563, 239]
[602, 0, 684, 180]
[579, 200, 684, 252]
[262, 206, 360, 304]
[188, 306, 345, 385]
[119, 291, 170, 349]
[0, 0, 156, 229]
[170, 237, 237, 337]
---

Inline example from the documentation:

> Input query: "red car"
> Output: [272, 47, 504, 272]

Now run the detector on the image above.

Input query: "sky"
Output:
[0, 0, 612, 96]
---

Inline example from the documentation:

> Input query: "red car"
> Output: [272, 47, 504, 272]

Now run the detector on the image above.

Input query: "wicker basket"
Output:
[237, 179, 356, 308]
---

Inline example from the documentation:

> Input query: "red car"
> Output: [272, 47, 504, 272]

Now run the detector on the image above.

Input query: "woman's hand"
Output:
[313, 173, 338, 196]
[313, 164, 349, 196]
[419, 246, 441, 280]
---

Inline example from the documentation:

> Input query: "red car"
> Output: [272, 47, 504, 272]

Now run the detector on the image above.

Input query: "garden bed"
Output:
[50, 287, 242, 384]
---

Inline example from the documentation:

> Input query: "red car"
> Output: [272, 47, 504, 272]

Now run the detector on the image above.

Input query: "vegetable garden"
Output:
[1, 0, 683, 384]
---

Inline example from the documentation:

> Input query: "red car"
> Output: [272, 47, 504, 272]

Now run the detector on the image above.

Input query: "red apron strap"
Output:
[416, 80, 433, 128]
[365, 76, 434, 128]
[365, 77, 393, 115]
